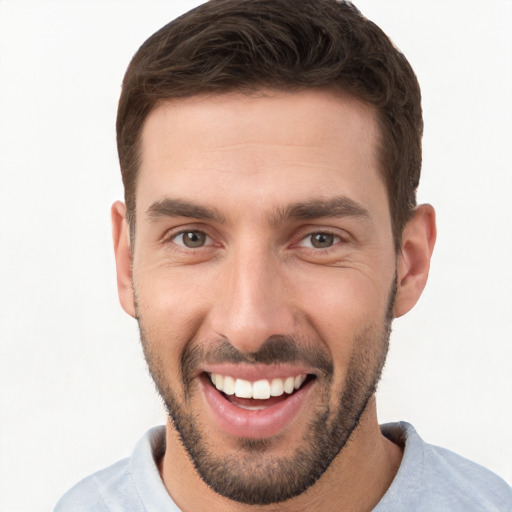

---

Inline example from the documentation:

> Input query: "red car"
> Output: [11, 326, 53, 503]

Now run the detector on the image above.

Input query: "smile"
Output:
[200, 368, 316, 438]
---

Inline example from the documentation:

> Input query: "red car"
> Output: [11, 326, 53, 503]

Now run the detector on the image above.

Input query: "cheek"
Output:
[296, 268, 387, 324]
[291, 268, 390, 364]
[134, 266, 216, 354]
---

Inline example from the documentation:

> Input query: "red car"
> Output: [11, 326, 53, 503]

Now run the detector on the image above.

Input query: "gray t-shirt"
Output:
[54, 422, 512, 511]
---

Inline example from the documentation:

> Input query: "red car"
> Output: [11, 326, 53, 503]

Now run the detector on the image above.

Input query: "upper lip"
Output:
[199, 363, 314, 381]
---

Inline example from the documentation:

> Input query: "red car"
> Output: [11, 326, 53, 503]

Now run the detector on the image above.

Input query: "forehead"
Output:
[137, 89, 386, 219]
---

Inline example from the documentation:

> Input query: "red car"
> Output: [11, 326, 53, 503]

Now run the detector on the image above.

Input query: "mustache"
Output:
[181, 335, 333, 390]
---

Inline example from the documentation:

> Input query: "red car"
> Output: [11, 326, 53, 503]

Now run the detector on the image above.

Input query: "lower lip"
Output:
[200, 375, 314, 439]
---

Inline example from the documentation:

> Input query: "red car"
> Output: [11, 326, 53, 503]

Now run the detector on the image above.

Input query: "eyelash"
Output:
[162, 227, 349, 253]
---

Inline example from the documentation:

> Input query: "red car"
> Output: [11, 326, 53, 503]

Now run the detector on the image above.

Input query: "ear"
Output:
[111, 201, 136, 318]
[393, 204, 436, 318]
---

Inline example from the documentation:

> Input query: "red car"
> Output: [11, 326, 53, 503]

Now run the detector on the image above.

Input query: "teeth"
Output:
[223, 376, 236, 395]
[294, 375, 306, 390]
[270, 378, 284, 397]
[283, 376, 295, 394]
[234, 378, 252, 398]
[237, 404, 268, 411]
[214, 374, 224, 391]
[209, 373, 308, 399]
[253, 379, 271, 399]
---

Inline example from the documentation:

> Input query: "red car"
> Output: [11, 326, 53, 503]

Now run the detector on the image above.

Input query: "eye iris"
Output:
[183, 231, 206, 248]
[311, 233, 334, 248]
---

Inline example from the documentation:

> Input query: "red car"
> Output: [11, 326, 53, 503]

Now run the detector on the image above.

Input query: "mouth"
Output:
[200, 368, 316, 439]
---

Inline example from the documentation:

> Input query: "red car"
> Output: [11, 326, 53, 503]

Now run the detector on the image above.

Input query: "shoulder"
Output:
[377, 422, 512, 512]
[54, 457, 138, 512]
[54, 426, 168, 512]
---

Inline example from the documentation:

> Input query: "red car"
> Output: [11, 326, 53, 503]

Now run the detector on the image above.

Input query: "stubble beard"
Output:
[137, 282, 395, 506]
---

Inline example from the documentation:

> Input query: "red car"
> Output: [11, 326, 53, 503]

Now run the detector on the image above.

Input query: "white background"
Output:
[0, 1, 511, 510]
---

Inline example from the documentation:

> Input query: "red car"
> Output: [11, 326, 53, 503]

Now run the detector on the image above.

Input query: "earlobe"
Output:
[111, 201, 136, 318]
[393, 204, 437, 318]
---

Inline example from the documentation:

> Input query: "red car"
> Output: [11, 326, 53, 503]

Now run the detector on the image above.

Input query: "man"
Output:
[55, 0, 512, 510]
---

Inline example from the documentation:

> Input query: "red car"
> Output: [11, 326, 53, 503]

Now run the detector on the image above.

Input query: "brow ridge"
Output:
[146, 195, 369, 226]
[146, 198, 225, 222]
[271, 196, 370, 224]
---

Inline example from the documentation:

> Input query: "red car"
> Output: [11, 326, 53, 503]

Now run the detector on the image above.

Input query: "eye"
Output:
[172, 230, 211, 248]
[300, 232, 341, 249]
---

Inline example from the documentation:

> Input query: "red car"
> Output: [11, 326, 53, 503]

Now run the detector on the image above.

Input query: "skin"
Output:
[112, 89, 436, 511]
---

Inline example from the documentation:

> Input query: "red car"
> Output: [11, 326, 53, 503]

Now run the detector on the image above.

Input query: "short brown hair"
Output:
[117, 0, 422, 248]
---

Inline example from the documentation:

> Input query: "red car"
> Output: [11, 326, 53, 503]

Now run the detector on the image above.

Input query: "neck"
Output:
[159, 397, 402, 512]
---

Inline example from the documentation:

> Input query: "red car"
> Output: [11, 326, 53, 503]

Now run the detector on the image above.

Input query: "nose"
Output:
[209, 245, 295, 354]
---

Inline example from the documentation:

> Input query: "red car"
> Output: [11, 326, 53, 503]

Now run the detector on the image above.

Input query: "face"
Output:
[127, 90, 398, 504]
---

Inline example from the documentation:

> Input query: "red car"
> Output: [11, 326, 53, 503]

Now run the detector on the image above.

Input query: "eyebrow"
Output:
[146, 195, 369, 225]
[271, 196, 370, 224]
[146, 198, 226, 223]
